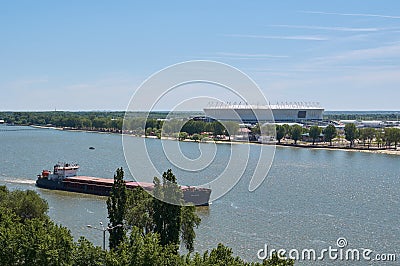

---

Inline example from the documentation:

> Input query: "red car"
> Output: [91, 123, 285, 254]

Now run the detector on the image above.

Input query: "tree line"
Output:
[324, 112, 400, 121]
[343, 124, 400, 148]
[275, 123, 400, 149]
[0, 169, 294, 265]
[1, 111, 125, 131]
[1, 112, 240, 140]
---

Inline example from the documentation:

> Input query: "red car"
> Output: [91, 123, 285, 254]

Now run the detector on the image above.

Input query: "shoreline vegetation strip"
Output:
[29, 125, 400, 156]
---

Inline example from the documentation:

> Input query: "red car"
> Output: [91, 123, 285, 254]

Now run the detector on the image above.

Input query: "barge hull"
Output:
[36, 177, 210, 206]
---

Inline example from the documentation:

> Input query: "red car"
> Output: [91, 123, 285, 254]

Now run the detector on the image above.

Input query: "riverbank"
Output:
[30, 125, 400, 156]
[275, 142, 400, 156]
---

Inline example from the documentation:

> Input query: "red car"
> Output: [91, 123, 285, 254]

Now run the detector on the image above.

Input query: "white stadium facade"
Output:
[203, 103, 324, 124]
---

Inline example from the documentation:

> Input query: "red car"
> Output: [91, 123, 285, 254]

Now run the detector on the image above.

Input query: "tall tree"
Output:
[252, 123, 261, 135]
[394, 128, 400, 149]
[153, 170, 182, 249]
[282, 124, 290, 137]
[385, 127, 400, 149]
[323, 124, 337, 146]
[290, 125, 303, 144]
[344, 123, 358, 147]
[180, 204, 201, 252]
[107, 168, 127, 250]
[375, 130, 384, 148]
[359, 128, 376, 148]
[125, 187, 155, 236]
[125, 176, 201, 252]
[212, 121, 225, 137]
[309, 125, 321, 145]
[275, 125, 286, 143]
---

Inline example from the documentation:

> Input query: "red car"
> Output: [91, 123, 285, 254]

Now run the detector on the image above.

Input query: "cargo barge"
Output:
[36, 163, 211, 206]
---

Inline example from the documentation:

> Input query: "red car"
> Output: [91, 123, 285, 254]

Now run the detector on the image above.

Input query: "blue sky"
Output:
[1, 0, 400, 111]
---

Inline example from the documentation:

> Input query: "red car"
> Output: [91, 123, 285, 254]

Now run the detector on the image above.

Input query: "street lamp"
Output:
[87, 222, 123, 250]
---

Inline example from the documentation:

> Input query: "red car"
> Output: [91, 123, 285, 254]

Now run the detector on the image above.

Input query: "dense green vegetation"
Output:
[322, 125, 337, 146]
[279, 123, 400, 149]
[107, 168, 127, 250]
[0, 112, 239, 141]
[324, 111, 400, 121]
[2, 111, 399, 149]
[308, 126, 321, 145]
[0, 169, 294, 265]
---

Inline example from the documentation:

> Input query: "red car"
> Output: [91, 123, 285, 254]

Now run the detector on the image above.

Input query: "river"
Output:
[0, 125, 399, 264]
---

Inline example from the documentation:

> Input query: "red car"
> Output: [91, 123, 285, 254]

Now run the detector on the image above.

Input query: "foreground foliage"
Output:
[0, 184, 293, 265]
[106, 167, 127, 250]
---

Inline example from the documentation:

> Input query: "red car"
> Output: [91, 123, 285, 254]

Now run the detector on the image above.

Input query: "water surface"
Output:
[0, 125, 399, 264]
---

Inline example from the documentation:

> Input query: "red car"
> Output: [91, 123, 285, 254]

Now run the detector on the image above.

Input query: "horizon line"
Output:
[0, 109, 400, 113]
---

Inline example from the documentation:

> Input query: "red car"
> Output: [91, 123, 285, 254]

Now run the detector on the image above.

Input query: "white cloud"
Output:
[215, 52, 289, 59]
[269, 24, 381, 32]
[312, 43, 400, 64]
[225, 34, 328, 41]
[302, 11, 400, 20]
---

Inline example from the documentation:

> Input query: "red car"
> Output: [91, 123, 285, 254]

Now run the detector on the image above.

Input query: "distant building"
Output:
[360, 121, 385, 128]
[204, 102, 324, 124]
[0, 119, 4, 124]
[339, 120, 360, 125]
[339, 120, 385, 128]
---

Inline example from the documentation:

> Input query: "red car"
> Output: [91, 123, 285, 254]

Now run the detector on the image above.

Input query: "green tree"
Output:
[0, 187, 49, 222]
[282, 124, 290, 137]
[191, 133, 201, 142]
[384, 127, 400, 149]
[92, 117, 109, 129]
[0, 208, 74, 265]
[344, 123, 358, 147]
[107, 168, 127, 250]
[73, 237, 104, 266]
[262, 252, 295, 266]
[0, 185, 7, 202]
[393, 128, 400, 149]
[107, 226, 184, 266]
[181, 120, 207, 135]
[180, 204, 201, 252]
[153, 170, 182, 250]
[203, 243, 244, 266]
[146, 127, 153, 136]
[125, 187, 155, 236]
[276, 125, 286, 143]
[359, 128, 376, 148]
[125, 170, 201, 253]
[375, 130, 384, 148]
[252, 123, 261, 135]
[309, 125, 321, 145]
[323, 124, 337, 146]
[179, 132, 188, 141]
[212, 121, 225, 137]
[0, 187, 294, 266]
[290, 125, 303, 144]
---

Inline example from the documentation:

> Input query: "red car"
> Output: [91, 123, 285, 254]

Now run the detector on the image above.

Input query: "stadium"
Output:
[203, 102, 324, 124]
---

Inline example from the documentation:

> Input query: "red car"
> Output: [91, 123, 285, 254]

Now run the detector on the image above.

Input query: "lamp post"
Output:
[87, 222, 123, 250]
